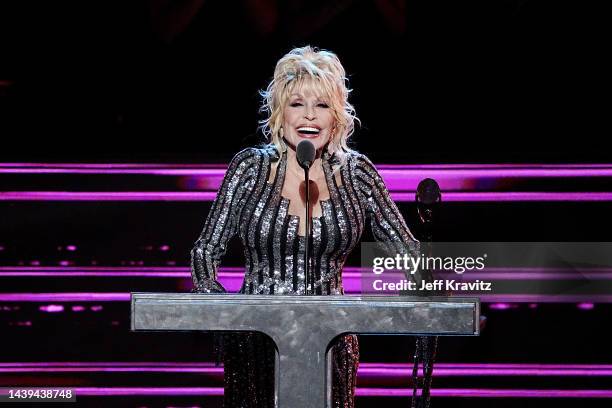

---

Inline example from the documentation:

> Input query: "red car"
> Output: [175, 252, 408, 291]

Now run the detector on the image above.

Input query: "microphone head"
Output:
[416, 178, 441, 205]
[296, 140, 316, 169]
[416, 178, 441, 225]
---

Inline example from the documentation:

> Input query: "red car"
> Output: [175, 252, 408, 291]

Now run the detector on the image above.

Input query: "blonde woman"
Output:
[191, 46, 420, 407]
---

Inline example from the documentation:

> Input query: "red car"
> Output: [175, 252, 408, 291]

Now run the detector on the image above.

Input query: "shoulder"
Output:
[227, 145, 277, 170]
[231, 145, 279, 163]
[344, 150, 374, 168]
[344, 150, 381, 179]
[229, 146, 260, 164]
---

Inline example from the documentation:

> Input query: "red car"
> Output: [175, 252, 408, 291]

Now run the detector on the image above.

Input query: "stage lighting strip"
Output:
[2, 163, 612, 172]
[2, 266, 611, 280]
[2, 163, 612, 202]
[1, 362, 612, 376]
[0, 293, 611, 303]
[1, 387, 610, 398]
[2, 191, 612, 201]
[0, 266, 611, 303]
[0, 363, 610, 398]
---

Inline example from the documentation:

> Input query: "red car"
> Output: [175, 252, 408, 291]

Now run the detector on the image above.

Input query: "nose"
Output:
[304, 106, 315, 120]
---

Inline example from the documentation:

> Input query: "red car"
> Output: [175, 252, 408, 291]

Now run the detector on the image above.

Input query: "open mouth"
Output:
[296, 126, 321, 137]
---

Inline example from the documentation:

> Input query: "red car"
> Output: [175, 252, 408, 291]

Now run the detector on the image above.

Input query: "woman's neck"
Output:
[286, 147, 325, 181]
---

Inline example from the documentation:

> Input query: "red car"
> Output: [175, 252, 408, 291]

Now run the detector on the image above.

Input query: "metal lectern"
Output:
[131, 293, 479, 407]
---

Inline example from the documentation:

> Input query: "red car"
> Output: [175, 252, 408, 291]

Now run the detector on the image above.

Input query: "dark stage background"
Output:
[1, 1, 611, 407]
[0, 0, 609, 162]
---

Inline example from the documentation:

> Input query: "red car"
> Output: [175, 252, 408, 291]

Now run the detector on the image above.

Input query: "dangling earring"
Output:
[326, 129, 335, 155]
[331, 125, 342, 154]
[279, 128, 289, 152]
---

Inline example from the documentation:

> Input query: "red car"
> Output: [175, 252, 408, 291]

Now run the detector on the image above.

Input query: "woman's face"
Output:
[282, 85, 335, 152]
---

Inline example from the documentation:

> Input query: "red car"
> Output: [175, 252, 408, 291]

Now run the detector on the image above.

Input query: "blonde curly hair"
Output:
[259, 46, 360, 165]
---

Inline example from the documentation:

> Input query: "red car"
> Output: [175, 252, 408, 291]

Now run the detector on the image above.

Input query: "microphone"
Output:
[414, 178, 441, 295]
[296, 140, 315, 170]
[296, 140, 315, 295]
[416, 178, 441, 225]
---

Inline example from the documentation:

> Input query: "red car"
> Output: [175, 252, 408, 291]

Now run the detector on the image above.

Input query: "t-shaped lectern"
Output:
[131, 293, 479, 407]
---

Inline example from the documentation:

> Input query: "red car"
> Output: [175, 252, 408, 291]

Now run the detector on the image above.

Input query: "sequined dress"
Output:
[191, 145, 419, 407]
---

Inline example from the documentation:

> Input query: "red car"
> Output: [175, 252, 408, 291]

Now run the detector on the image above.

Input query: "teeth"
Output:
[297, 127, 320, 133]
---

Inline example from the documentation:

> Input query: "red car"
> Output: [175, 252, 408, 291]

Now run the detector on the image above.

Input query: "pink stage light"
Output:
[1, 386, 601, 398]
[2, 191, 612, 202]
[39, 304, 64, 313]
[2, 362, 612, 377]
[577, 302, 595, 310]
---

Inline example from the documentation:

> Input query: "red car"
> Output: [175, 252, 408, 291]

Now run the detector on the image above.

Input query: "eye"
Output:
[317, 103, 329, 108]
[289, 102, 303, 107]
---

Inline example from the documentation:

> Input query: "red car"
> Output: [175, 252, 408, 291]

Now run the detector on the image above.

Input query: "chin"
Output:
[296, 135, 328, 148]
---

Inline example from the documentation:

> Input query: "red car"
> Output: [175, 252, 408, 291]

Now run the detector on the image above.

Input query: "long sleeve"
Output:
[354, 153, 422, 283]
[190, 148, 257, 293]
[354, 153, 436, 408]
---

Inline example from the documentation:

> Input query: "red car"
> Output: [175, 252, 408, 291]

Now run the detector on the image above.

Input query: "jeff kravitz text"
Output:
[372, 279, 492, 292]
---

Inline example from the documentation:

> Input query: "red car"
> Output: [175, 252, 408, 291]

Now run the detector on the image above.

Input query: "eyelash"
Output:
[290, 102, 329, 108]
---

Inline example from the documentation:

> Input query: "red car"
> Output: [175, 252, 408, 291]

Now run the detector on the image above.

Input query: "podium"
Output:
[131, 293, 480, 407]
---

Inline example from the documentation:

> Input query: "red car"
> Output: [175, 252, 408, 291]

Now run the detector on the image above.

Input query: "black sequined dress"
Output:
[191, 145, 419, 407]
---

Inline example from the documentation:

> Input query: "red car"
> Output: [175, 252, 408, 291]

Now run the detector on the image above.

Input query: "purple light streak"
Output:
[1, 265, 612, 302]
[362, 363, 612, 377]
[2, 163, 612, 201]
[2, 191, 612, 202]
[70, 387, 222, 396]
[488, 303, 518, 310]
[0, 292, 609, 303]
[577, 302, 595, 310]
[0, 387, 606, 398]
[0, 166, 229, 175]
[0, 293, 130, 302]
[357, 388, 612, 398]
[476, 294, 612, 303]
[2, 266, 612, 280]
[1, 362, 612, 377]
[2, 162, 612, 174]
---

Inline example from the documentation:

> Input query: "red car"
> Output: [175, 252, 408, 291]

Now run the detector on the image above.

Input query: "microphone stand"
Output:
[303, 166, 311, 295]
[412, 178, 441, 408]
[291, 137, 316, 296]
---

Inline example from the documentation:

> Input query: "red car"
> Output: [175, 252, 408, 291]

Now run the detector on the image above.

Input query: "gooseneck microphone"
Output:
[296, 140, 316, 295]
[416, 178, 441, 231]
[415, 177, 440, 287]
[414, 178, 442, 406]
[296, 139, 315, 169]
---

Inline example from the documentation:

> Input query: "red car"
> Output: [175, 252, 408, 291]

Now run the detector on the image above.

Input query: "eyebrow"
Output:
[289, 93, 328, 101]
